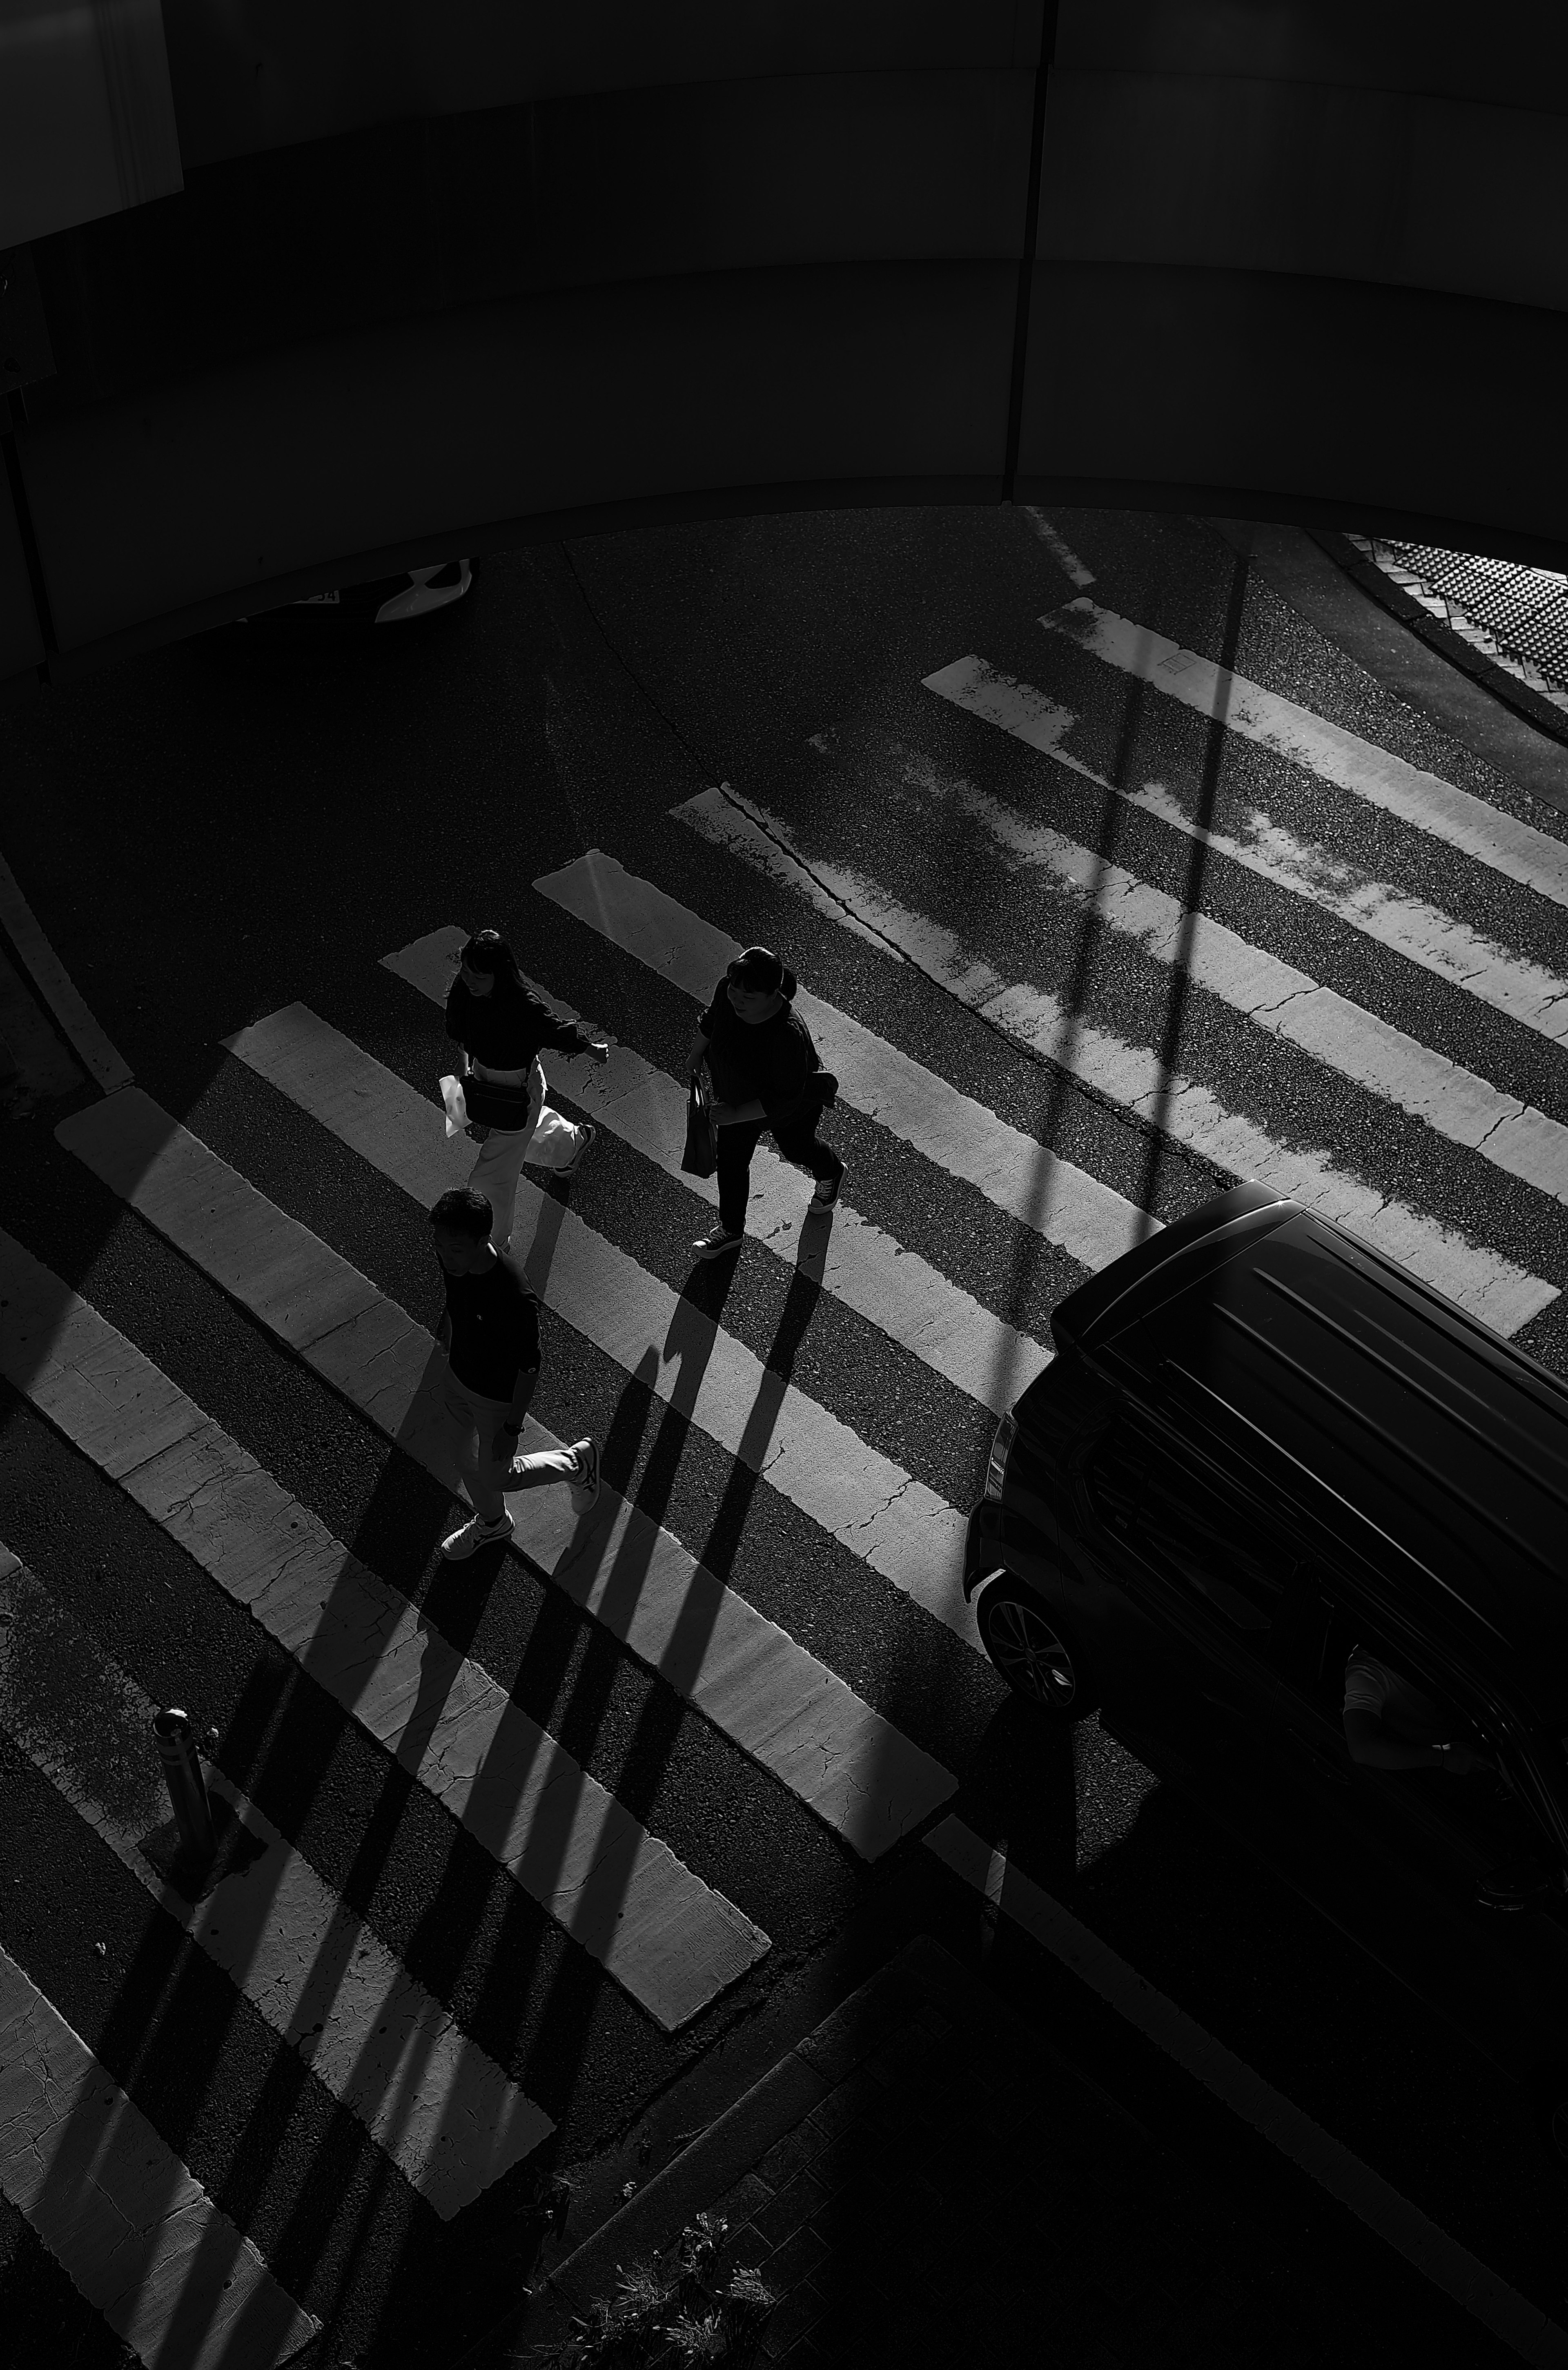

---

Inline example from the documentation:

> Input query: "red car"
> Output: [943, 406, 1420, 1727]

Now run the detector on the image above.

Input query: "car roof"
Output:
[1079, 1201, 1568, 1698]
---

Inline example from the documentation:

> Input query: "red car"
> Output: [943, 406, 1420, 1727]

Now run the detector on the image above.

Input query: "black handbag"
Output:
[461, 1074, 535, 1130]
[681, 1072, 717, 1178]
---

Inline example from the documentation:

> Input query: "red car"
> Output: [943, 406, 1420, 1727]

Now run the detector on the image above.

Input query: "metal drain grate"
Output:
[1350, 535, 1568, 714]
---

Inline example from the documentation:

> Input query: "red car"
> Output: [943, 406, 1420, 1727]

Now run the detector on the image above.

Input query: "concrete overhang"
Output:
[3, 0, 1568, 693]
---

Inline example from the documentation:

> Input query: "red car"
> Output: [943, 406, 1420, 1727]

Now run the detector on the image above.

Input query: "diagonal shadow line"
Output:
[458, 1249, 824, 2169]
[1134, 550, 1250, 1220]
[0, 1574, 347, 2368]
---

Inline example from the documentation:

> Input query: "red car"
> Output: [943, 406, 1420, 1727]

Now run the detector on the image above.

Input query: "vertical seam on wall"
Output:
[1003, 2, 1059, 505]
[3, 392, 58, 663]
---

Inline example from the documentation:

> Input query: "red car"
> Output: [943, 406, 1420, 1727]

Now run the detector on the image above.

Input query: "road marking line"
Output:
[1040, 600, 1568, 913]
[928, 1815, 1568, 2370]
[383, 927, 1051, 1417]
[0, 1548, 552, 2219]
[1023, 510, 1095, 586]
[0, 852, 132, 1094]
[48, 1100, 956, 1855]
[895, 712, 1568, 1204]
[0, 1935, 320, 2370]
[217, 1013, 974, 1639]
[673, 788, 1556, 1337]
[0, 1233, 768, 2033]
[920, 658, 1568, 1047]
[534, 849, 1151, 1277]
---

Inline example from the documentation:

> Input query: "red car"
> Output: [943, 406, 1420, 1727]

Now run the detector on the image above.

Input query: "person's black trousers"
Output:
[717, 1111, 842, 1233]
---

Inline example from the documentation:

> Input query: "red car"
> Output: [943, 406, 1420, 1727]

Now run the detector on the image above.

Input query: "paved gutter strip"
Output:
[382, 927, 1051, 1417]
[0, 1232, 769, 2033]
[0, 1937, 320, 2370]
[672, 790, 1556, 1337]
[42, 1108, 955, 1859]
[921, 659, 1568, 1050]
[533, 849, 1149, 1276]
[217, 1013, 973, 1636]
[0, 853, 132, 1094]
[0, 1547, 551, 2219]
[1044, 601, 1568, 911]
[925, 1815, 1568, 2370]
[866, 725, 1568, 1203]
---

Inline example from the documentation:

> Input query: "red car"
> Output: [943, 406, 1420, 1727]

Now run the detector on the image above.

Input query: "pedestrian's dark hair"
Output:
[431, 1186, 493, 1241]
[727, 944, 797, 999]
[460, 928, 526, 993]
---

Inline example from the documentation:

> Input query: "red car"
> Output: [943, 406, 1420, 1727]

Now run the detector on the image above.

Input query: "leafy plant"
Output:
[533, 2214, 775, 2369]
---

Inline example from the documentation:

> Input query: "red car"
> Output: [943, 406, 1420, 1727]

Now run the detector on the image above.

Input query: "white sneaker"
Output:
[440, 1510, 514, 1561]
[692, 1225, 744, 1261]
[560, 1122, 597, 1181]
[568, 1438, 600, 1514]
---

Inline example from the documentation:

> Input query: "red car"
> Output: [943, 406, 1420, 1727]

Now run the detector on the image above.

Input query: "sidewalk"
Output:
[487, 1933, 1499, 2370]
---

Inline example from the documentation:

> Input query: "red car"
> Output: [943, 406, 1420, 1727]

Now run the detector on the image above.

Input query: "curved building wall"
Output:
[2, 2, 1566, 691]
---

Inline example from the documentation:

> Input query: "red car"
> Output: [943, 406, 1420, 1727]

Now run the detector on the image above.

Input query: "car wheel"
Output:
[974, 1576, 1098, 1720]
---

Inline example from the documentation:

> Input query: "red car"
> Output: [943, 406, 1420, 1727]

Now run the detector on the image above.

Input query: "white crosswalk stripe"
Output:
[1040, 600, 1568, 910]
[672, 786, 1558, 1336]
[888, 720, 1568, 1203]
[0, 1930, 320, 2370]
[382, 926, 1051, 1416]
[51, 1088, 957, 1845]
[533, 849, 1152, 1276]
[0, 1549, 552, 2219]
[0, 1231, 768, 2034]
[922, 657, 1568, 1047]
[218, 1011, 975, 1635]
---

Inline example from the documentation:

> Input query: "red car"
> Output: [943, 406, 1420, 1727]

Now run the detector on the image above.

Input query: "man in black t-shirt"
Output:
[430, 1187, 601, 1559]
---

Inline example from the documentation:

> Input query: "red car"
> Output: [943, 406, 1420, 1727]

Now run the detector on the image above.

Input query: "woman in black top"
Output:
[444, 928, 608, 1251]
[683, 945, 843, 1260]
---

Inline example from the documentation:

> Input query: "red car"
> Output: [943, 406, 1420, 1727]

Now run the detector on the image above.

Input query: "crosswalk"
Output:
[5, 554, 1568, 2362]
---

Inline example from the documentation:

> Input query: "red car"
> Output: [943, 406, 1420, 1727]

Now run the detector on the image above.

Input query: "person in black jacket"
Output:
[683, 944, 843, 1260]
[430, 1186, 600, 1559]
[445, 928, 608, 1252]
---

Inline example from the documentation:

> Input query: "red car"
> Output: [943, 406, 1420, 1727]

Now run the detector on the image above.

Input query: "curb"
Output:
[1309, 529, 1568, 759]
[463, 1934, 964, 2366]
[1202, 516, 1568, 822]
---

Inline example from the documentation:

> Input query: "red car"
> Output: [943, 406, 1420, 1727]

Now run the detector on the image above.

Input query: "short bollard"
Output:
[152, 1706, 216, 1867]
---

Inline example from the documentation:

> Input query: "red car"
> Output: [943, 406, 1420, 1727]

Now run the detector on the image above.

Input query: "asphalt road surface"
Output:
[3, 505, 1568, 2368]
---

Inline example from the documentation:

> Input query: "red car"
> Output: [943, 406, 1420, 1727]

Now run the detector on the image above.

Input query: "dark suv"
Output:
[968, 1185, 1568, 2030]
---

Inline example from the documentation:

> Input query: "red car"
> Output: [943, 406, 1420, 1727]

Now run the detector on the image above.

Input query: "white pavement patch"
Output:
[47, 1100, 956, 1859]
[0, 1936, 320, 2370]
[674, 788, 1557, 1338]
[535, 848, 1150, 1277]
[921, 657, 1568, 1049]
[0, 1234, 768, 2034]
[928, 1817, 1568, 2370]
[895, 713, 1568, 1206]
[218, 1011, 975, 1641]
[1042, 600, 1568, 914]
[0, 1549, 551, 2220]
[383, 926, 1051, 1417]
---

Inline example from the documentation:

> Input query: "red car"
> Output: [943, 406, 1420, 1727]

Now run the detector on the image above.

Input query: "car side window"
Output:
[1085, 1419, 1290, 1639]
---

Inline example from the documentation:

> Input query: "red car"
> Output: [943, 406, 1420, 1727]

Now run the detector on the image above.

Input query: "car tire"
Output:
[974, 1575, 1099, 1720]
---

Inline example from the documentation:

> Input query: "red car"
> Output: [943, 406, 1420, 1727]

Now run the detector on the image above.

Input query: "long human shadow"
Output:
[446, 1259, 742, 2085]
[440, 1229, 831, 2184]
